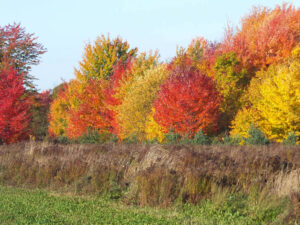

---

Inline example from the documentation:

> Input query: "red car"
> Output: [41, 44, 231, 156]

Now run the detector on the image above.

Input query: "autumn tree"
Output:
[67, 79, 110, 139]
[48, 83, 70, 137]
[231, 47, 300, 142]
[0, 65, 30, 144]
[221, 3, 300, 74]
[214, 52, 249, 131]
[112, 52, 162, 140]
[0, 23, 46, 90]
[103, 59, 133, 135]
[75, 34, 137, 81]
[30, 90, 52, 140]
[115, 63, 168, 141]
[169, 37, 217, 77]
[186, 37, 217, 77]
[154, 66, 221, 137]
[48, 35, 138, 139]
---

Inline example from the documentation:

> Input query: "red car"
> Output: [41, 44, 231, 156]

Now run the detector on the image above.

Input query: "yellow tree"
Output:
[113, 53, 168, 141]
[75, 34, 137, 81]
[48, 84, 70, 137]
[231, 47, 300, 141]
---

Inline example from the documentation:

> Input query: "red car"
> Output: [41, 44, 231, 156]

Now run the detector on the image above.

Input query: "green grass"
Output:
[0, 185, 288, 225]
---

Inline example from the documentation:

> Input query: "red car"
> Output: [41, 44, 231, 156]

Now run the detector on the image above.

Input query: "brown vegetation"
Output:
[0, 142, 299, 217]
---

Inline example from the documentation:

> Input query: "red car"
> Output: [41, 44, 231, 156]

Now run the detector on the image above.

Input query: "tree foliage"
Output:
[48, 83, 70, 137]
[214, 52, 249, 131]
[67, 79, 109, 139]
[75, 34, 137, 81]
[154, 66, 221, 136]
[231, 47, 300, 142]
[104, 59, 133, 135]
[113, 53, 164, 141]
[45, 3, 299, 145]
[0, 23, 46, 90]
[30, 90, 51, 140]
[0, 65, 30, 143]
[221, 4, 300, 73]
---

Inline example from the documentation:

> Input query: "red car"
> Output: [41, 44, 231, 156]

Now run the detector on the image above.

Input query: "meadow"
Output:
[0, 142, 299, 224]
[0, 185, 289, 224]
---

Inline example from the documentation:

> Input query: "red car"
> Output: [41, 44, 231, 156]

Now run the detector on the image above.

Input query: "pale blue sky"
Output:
[0, 0, 298, 90]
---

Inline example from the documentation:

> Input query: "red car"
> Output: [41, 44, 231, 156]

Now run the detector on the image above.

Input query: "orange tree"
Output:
[221, 3, 300, 74]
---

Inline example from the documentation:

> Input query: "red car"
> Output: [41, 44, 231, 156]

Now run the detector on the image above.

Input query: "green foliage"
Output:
[56, 136, 71, 144]
[244, 125, 270, 145]
[77, 129, 112, 144]
[223, 135, 241, 146]
[191, 130, 211, 145]
[146, 138, 159, 144]
[109, 134, 119, 143]
[165, 127, 181, 144]
[123, 134, 138, 144]
[179, 133, 191, 144]
[282, 132, 298, 145]
[214, 52, 249, 131]
[210, 137, 223, 145]
[0, 186, 290, 225]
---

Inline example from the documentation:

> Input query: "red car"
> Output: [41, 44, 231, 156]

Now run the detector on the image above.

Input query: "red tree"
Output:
[0, 23, 46, 89]
[154, 67, 221, 136]
[0, 66, 30, 144]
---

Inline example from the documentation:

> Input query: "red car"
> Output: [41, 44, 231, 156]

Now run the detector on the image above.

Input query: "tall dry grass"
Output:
[0, 141, 299, 219]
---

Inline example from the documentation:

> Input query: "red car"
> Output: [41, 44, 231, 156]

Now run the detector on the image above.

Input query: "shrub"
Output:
[109, 134, 119, 143]
[191, 130, 210, 145]
[77, 129, 112, 144]
[179, 133, 191, 145]
[165, 127, 181, 144]
[211, 137, 223, 145]
[146, 138, 159, 144]
[244, 125, 269, 145]
[123, 134, 138, 144]
[56, 136, 71, 144]
[223, 135, 241, 146]
[282, 133, 298, 145]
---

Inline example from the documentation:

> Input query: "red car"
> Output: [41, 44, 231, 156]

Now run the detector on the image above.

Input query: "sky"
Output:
[0, 0, 299, 91]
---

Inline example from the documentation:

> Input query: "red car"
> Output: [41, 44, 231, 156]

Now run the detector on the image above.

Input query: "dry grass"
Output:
[0, 142, 299, 212]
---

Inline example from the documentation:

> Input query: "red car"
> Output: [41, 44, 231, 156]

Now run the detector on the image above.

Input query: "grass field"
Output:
[0, 185, 289, 225]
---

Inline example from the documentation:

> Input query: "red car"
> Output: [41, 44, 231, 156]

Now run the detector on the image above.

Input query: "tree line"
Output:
[0, 3, 299, 145]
